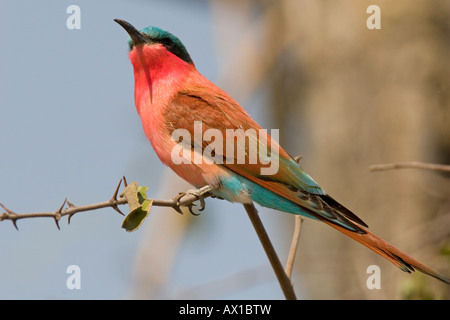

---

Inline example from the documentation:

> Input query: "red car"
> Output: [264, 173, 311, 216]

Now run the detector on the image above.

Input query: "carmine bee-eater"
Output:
[114, 19, 449, 284]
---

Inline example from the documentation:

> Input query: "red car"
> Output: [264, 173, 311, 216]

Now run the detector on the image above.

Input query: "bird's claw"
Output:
[174, 190, 206, 216]
[173, 186, 214, 216]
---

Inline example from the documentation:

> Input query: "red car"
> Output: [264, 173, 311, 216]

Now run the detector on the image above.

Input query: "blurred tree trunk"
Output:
[212, 0, 449, 299]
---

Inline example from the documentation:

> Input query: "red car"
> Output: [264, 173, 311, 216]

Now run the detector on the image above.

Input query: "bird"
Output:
[114, 19, 449, 285]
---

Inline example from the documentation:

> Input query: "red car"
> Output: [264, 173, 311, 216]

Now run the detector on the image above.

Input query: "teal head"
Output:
[114, 19, 193, 65]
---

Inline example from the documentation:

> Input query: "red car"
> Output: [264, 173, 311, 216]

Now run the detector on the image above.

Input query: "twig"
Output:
[285, 155, 303, 279]
[243, 203, 297, 300]
[0, 178, 214, 230]
[285, 215, 303, 280]
[284, 154, 305, 280]
[369, 161, 450, 173]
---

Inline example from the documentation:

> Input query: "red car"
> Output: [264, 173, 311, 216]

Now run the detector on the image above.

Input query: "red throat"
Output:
[128, 43, 194, 114]
[127, 43, 199, 169]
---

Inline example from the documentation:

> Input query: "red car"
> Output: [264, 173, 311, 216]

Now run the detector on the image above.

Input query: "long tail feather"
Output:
[322, 220, 450, 284]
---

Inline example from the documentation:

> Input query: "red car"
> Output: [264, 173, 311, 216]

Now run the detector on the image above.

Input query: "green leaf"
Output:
[120, 181, 141, 213]
[121, 182, 152, 232]
[121, 200, 152, 232]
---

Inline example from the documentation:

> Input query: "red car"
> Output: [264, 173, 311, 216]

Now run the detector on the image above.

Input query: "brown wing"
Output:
[164, 89, 368, 232]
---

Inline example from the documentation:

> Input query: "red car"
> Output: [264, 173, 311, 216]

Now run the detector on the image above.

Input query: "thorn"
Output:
[172, 206, 183, 214]
[110, 178, 125, 215]
[66, 201, 75, 226]
[54, 217, 61, 230]
[57, 199, 67, 214]
[174, 193, 185, 207]
[112, 178, 123, 200]
[112, 204, 125, 216]
[54, 199, 66, 230]
[0, 203, 19, 230]
[122, 176, 128, 187]
[67, 213, 74, 225]
[0, 203, 15, 215]
[294, 155, 303, 164]
[172, 193, 185, 214]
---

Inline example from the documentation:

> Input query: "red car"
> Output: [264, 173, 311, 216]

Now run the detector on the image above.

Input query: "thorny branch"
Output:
[0, 177, 214, 230]
[1, 151, 306, 298]
[0, 175, 301, 299]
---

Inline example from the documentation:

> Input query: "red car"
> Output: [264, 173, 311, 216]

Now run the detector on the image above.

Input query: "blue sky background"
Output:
[0, 0, 292, 299]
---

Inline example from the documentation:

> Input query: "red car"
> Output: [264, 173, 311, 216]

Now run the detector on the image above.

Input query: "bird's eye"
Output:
[161, 37, 173, 46]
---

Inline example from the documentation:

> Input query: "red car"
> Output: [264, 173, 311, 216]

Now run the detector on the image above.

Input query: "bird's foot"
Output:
[173, 185, 215, 216]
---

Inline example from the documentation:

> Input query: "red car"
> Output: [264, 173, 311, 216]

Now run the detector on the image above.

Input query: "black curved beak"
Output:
[114, 19, 148, 47]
